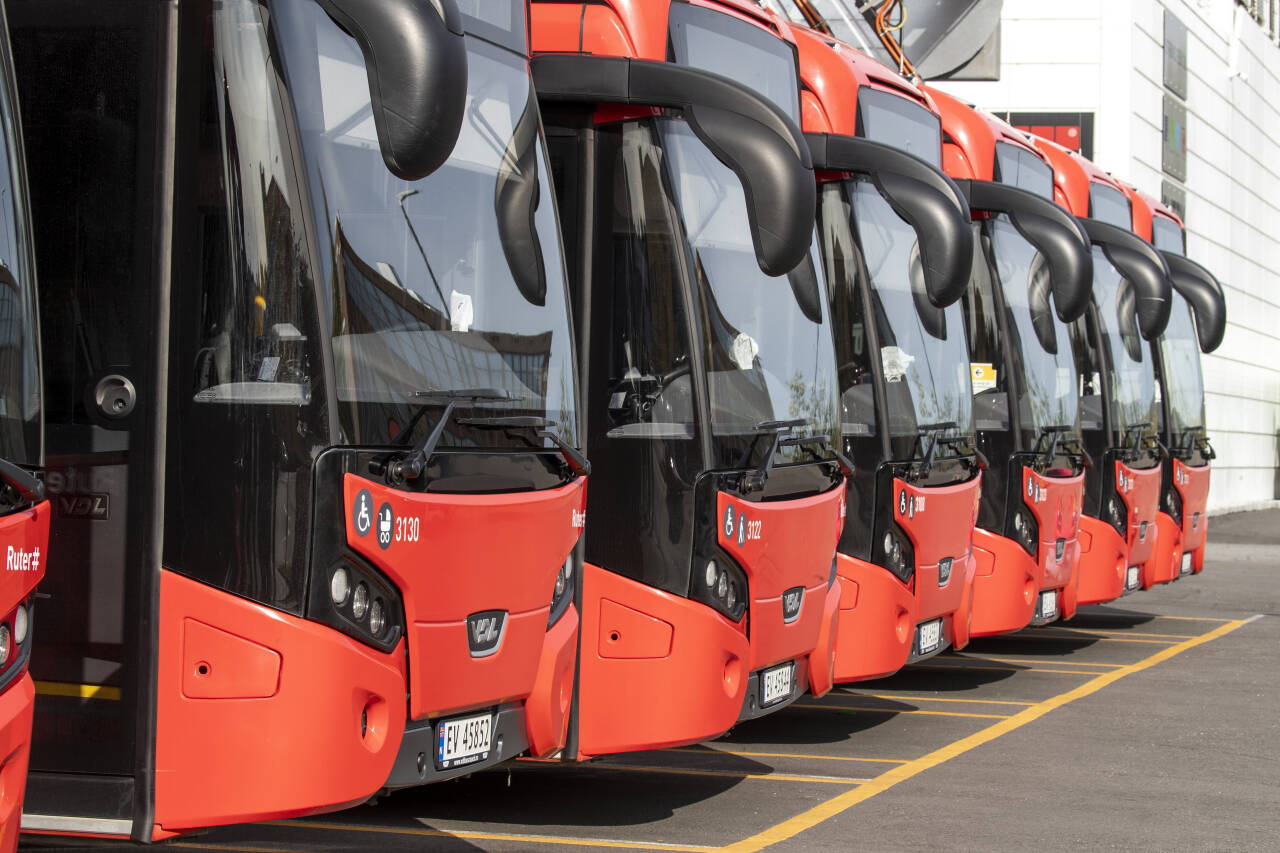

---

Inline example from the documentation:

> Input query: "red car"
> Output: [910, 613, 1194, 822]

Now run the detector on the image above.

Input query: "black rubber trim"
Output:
[807, 133, 972, 308]
[954, 179, 1094, 322]
[531, 53, 815, 275]
[1160, 251, 1227, 353]
[1078, 218, 1172, 340]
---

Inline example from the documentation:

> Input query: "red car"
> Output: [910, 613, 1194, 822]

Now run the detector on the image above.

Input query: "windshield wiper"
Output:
[911, 421, 958, 478]
[1031, 424, 1074, 467]
[385, 388, 513, 484]
[455, 415, 591, 476]
[1121, 422, 1154, 460]
[740, 419, 808, 493]
[0, 457, 43, 503]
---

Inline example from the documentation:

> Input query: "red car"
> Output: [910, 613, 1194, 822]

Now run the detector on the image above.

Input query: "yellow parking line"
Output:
[1136, 614, 1234, 622]
[33, 680, 122, 701]
[277, 820, 719, 851]
[172, 840, 320, 845]
[905, 661, 1108, 675]
[1013, 633, 1180, 645]
[856, 693, 1036, 707]
[791, 703, 1011, 720]
[979, 657, 1121, 669]
[669, 748, 909, 765]
[719, 616, 1256, 853]
[1020, 628, 1197, 640]
[593, 763, 866, 785]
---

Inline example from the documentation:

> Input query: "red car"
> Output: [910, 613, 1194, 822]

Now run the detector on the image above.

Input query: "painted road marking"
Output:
[173, 844, 319, 853]
[668, 748, 908, 765]
[977, 657, 1122, 668]
[591, 762, 867, 784]
[718, 616, 1257, 853]
[33, 681, 122, 701]
[904, 660, 1117, 675]
[276, 820, 719, 851]
[791, 703, 1011, 720]
[1036, 628, 1199, 639]
[854, 693, 1037, 707]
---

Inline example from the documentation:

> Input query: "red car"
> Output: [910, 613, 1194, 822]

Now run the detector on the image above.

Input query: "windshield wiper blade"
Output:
[0, 457, 43, 503]
[913, 421, 959, 478]
[1033, 424, 1074, 467]
[455, 416, 590, 476]
[741, 418, 811, 493]
[387, 388, 513, 484]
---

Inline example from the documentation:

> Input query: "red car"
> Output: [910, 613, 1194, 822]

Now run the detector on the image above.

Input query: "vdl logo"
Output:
[937, 556, 953, 587]
[466, 610, 507, 658]
[781, 586, 804, 623]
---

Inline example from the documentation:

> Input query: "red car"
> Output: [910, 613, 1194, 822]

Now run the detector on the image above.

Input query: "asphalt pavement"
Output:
[24, 509, 1280, 852]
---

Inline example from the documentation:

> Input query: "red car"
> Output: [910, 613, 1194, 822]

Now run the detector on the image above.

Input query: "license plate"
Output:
[760, 662, 794, 707]
[1039, 589, 1058, 620]
[1126, 566, 1140, 590]
[917, 618, 942, 656]
[437, 711, 493, 770]
[1181, 552, 1193, 575]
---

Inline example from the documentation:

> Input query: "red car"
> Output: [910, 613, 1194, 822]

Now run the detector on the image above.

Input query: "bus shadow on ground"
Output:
[1065, 604, 1159, 629]
[966, 629, 1102, 656]
[351, 757, 755, 829]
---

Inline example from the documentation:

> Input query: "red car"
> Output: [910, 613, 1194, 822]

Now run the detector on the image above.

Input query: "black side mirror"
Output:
[494, 83, 546, 306]
[1078, 218, 1171, 340]
[806, 134, 972, 309]
[1161, 251, 1227, 353]
[532, 54, 816, 276]
[955, 180, 1093, 323]
[315, 0, 468, 181]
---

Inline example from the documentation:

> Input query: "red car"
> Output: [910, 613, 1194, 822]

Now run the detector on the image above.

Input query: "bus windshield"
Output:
[824, 180, 971, 441]
[662, 121, 839, 467]
[0, 50, 37, 469]
[273, 0, 577, 447]
[989, 216, 1079, 440]
[1090, 248, 1156, 437]
[1160, 292, 1204, 436]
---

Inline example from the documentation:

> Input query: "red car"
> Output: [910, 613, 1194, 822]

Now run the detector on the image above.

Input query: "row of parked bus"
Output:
[0, 0, 1225, 845]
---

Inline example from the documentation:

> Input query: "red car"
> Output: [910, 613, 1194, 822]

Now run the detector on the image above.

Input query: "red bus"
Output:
[530, 0, 845, 759]
[925, 87, 1092, 635]
[1028, 139, 1172, 602]
[0, 2, 45, 848]
[785, 24, 983, 680]
[1121, 184, 1225, 583]
[15, 0, 585, 839]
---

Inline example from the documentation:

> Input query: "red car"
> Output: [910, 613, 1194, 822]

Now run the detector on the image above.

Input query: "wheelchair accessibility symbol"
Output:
[353, 489, 373, 537]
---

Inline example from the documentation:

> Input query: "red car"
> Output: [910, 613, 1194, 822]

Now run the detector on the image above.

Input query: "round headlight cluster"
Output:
[703, 559, 740, 615]
[13, 604, 28, 645]
[882, 532, 906, 578]
[1013, 509, 1037, 556]
[554, 556, 573, 601]
[330, 565, 388, 640]
[1107, 495, 1127, 536]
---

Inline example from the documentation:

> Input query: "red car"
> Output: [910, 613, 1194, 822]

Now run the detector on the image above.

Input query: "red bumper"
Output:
[832, 555, 915, 682]
[0, 674, 33, 853]
[154, 570, 408, 834]
[970, 528, 1039, 637]
[1076, 515, 1127, 605]
[575, 564, 751, 758]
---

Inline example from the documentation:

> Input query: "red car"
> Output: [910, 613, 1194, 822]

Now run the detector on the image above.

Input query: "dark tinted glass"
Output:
[668, 2, 800, 122]
[988, 215, 1079, 439]
[275, 1, 578, 450]
[165, 0, 330, 613]
[662, 120, 840, 468]
[847, 180, 970, 439]
[1090, 247, 1155, 435]
[994, 141, 1053, 200]
[857, 88, 941, 168]
[1152, 215, 1184, 254]
[1089, 182, 1132, 229]
[0, 44, 38, 468]
[1160, 293, 1204, 435]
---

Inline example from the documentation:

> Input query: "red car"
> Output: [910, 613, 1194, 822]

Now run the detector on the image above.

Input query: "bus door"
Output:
[12, 0, 167, 835]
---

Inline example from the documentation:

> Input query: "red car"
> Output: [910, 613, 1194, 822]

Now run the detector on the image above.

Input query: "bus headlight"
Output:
[352, 583, 370, 621]
[1013, 508, 1038, 557]
[13, 605, 28, 645]
[330, 566, 351, 606]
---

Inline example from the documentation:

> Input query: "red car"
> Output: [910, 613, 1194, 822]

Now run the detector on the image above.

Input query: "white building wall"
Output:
[934, 0, 1280, 512]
